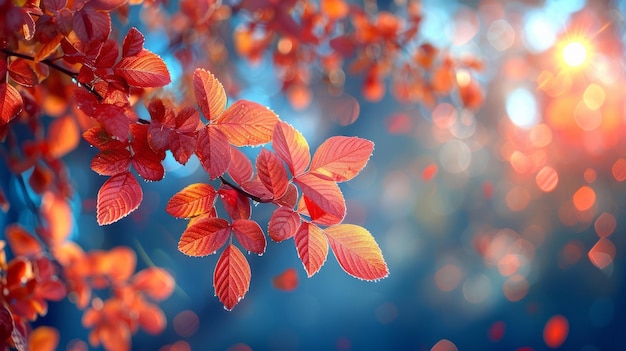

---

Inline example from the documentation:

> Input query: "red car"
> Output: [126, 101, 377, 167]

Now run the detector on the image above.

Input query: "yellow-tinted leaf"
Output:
[309, 136, 374, 182]
[215, 100, 278, 146]
[325, 224, 388, 281]
[193, 68, 227, 121]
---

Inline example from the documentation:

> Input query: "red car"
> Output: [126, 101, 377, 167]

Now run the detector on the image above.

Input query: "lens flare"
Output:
[561, 41, 588, 67]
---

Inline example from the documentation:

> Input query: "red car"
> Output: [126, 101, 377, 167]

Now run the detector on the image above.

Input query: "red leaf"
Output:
[215, 100, 279, 146]
[72, 4, 111, 44]
[218, 186, 251, 220]
[324, 224, 389, 281]
[330, 35, 355, 57]
[227, 146, 253, 185]
[27, 326, 59, 351]
[131, 124, 165, 181]
[273, 182, 299, 208]
[169, 132, 196, 165]
[47, 115, 80, 158]
[94, 40, 119, 68]
[43, 0, 67, 11]
[138, 303, 166, 335]
[90, 0, 127, 11]
[132, 267, 175, 301]
[240, 177, 273, 202]
[272, 268, 298, 292]
[175, 106, 200, 132]
[257, 148, 289, 199]
[232, 219, 266, 255]
[94, 105, 129, 142]
[295, 222, 328, 277]
[114, 49, 171, 88]
[5, 224, 42, 256]
[0, 306, 13, 342]
[90, 148, 132, 176]
[122, 27, 145, 57]
[82, 126, 126, 150]
[96, 172, 143, 225]
[268, 207, 301, 242]
[213, 244, 251, 310]
[309, 136, 374, 182]
[166, 183, 216, 218]
[272, 121, 310, 176]
[193, 68, 226, 121]
[294, 173, 345, 225]
[131, 156, 164, 181]
[0, 83, 23, 125]
[9, 59, 38, 87]
[178, 217, 230, 256]
[196, 125, 230, 179]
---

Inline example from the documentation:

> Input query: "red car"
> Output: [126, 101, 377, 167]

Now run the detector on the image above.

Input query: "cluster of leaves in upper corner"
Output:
[132, 0, 484, 110]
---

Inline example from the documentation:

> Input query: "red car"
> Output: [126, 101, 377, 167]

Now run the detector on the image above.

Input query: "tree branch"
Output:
[219, 176, 272, 204]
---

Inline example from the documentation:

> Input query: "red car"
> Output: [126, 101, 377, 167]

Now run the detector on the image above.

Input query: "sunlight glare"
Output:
[562, 41, 588, 67]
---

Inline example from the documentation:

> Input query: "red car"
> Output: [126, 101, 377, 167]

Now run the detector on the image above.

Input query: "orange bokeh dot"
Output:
[588, 238, 615, 269]
[510, 151, 531, 174]
[435, 264, 463, 292]
[583, 168, 597, 183]
[431, 339, 458, 351]
[572, 186, 595, 211]
[594, 212, 616, 238]
[432, 103, 457, 129]
[529, 123, 553, 147]
[422, 163, 438, 182]
[170, 341, 191, 351]
[612, 158, 626, 182]
[535, 166, 558, 192]
[497, 254, 521, 277]
[543, 315, 569, 348]
[488, 321, 506, 342]
[561, 240, 583, 265]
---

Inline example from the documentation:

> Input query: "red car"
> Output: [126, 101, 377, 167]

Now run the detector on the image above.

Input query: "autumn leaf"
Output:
[47, 115, 80, 158]
[196, 125, 230, 179]
[72, 3, 111, 44]
[295, 222, 328, 277]
[232, 219, 266, 255]
[193, 68, 227, 121]
[122, 27, 145, 57]
[268, 207, 300, 242]
[215, 100, 279, 146]
[256, 148, 289, 199]
[26, 326, 58, 351]
[132, 267, 175, 301]
[272, 121, 310, 177]
[294, 173, 346, 225]
[138, 303, 166, 335]
[218, 185, 252, 220]
[309, 136, 374, 182]
[324, 224, 389, 281]
[227, 146, 254, 185]
[178, 217, 230, 256]
[5, 224, 42, 256]
[166, 183, 217, 218]
[9, 59, 38, 87]
[0, 83, 23, 125]
[114, 50, 171, 88]
[213, 244, 251, 310]
[91, 148, 132, 176]
[96, 172, 143, 225]
[272, 268, 298, 291]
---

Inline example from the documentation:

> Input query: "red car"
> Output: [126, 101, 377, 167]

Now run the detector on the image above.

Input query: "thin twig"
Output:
[219, 176, 272, 204]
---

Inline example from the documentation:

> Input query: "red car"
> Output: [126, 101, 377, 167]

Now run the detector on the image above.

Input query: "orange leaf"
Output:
[132, 267, 175, 301]
[232, 219, 266, 255]
[321, 0, 349, 20]
[90, 148, 132, 176]
[196, 125, 230, 179]
[193, 68, 227, 121]
[268, 207, 301, 242]
[40, 192, 73, 246]
[96, 172, 143, 225]
[9, 59, 38, 87]
[272, 268, 298, 292]
[215, 100, 279, 146]
[459, 77, 483, 109]
[5, 224, 42, 256]
[294, 173, 345, 225]
[138, 303, 166, 335]
[28, 164, 54, 194]
[213, 244, 251, 310]
[294, 222, 328, 277]
[309, 136, 374, 182]
[272, 121, 310, 177]
[27, 326, 59, 351]
[325, 224, 388, 281]
[106, 246, 136, 283]
[113, 49, 171, 88]
[47, 115, 80, 158]
[256, 148, 289, 199]
[166, 183, 217, 218]
[0, 83, 23, 125]
[178, 217, 230, 256]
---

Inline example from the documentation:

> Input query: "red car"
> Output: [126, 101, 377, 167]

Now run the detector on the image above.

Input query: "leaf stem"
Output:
[218, 176, 272, 204]
[1, 48, 103, 100]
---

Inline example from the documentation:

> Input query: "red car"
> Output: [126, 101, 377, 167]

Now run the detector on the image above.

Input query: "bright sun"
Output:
[561, 41, 589, 67]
